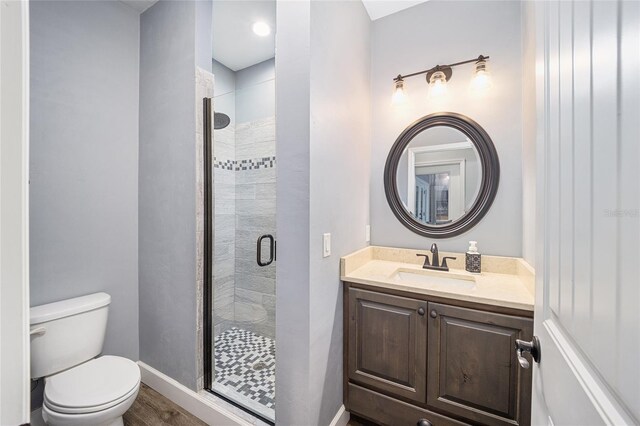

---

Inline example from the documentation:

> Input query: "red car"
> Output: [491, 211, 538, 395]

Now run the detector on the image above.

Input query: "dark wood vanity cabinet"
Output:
[347, 288, 428, 403]
[345, 284, 533, 426]
[426, 302, 533, 425]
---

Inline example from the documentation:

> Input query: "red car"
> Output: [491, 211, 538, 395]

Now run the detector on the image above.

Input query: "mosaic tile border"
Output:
[213, 156, 276, 171]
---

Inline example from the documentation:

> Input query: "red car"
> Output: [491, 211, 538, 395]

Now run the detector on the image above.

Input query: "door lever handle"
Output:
[515, 336, 541, 369]
[30, 327, 46, 336]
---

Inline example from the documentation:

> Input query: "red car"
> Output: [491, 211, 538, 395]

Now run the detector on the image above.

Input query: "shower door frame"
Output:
[201, 97, 276, 425]
[203, 97, 214, 390]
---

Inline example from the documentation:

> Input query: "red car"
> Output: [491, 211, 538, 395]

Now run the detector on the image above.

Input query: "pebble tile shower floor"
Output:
[213, 327, 275, 421]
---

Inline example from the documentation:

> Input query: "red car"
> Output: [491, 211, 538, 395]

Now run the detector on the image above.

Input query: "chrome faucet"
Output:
[416, 243, 456, 272]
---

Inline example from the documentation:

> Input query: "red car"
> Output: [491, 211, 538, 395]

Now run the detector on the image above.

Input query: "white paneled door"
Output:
[0, 0, 31, 424]
[532, 1, 639, 425]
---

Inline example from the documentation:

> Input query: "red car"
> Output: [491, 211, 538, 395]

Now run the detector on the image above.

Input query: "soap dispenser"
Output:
[465, 241, 481, 273]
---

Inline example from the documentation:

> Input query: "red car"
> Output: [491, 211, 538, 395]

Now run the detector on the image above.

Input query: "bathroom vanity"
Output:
[342, 246, 535, 426]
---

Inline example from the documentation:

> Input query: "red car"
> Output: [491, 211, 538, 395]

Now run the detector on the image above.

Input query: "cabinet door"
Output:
[348, 288, 428, 403]
[427, 302, 533, 426]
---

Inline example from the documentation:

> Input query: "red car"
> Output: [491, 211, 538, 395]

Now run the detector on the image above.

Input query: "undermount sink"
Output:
[390, 268, 477, 290]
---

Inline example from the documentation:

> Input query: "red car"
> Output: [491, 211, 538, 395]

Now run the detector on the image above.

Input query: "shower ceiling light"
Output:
[252, 21, 271, 37]
[391, 55, 490, 103]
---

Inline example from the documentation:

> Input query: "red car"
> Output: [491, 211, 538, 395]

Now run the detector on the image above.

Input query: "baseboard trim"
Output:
[329, 404, 350, 426]
[137, 361, 251, 426]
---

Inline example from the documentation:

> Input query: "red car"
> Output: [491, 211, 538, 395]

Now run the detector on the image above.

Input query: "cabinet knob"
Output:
[417, 307, 425, 316]
[417, 419, 433, 426]
[430, 309, 437, 318]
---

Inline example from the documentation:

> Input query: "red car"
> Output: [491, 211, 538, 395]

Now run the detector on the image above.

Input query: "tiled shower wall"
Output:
[213, 120, 236, 334]
[213, 117, 276, 339]
[234, 117, 276, 339]
[212, 58, 276, 340]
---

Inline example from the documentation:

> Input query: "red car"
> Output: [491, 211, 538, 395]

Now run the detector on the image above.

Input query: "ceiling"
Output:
[119, 0, 157, 13]
[119, 0, 424, 70]
[212, 1, 276, 72]
[361, 0, 428, 20]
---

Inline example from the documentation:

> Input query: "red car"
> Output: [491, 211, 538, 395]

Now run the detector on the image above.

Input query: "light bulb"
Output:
[391, 78, 407, 105]
[252, 21, 271, 37]
[428, 70, 448, 98]
[470, 58, 492, 92]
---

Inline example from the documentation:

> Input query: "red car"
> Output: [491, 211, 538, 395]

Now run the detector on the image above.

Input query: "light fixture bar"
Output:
[393, 55, 490, 82]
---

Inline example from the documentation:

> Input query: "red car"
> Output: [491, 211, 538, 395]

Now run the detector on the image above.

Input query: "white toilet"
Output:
[30, 292, 140, 426]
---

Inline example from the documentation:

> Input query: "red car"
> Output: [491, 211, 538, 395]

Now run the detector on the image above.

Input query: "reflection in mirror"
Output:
[395, 126, 482, 226]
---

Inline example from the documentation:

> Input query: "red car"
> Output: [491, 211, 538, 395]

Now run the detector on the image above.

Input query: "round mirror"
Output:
[384, 112, 499, 238]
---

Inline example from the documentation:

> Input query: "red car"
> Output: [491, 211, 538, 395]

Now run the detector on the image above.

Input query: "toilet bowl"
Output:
[42, 356, 140, 426]
[30, 293, 141, 426]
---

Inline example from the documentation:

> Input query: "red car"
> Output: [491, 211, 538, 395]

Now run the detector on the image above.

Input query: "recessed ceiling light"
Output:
[252, 21, 271, 37]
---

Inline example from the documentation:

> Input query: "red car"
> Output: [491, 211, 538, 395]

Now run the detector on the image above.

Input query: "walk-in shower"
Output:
[204, 1, 277, 422]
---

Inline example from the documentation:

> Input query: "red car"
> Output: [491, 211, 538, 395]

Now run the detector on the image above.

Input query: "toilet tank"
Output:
[30, 292, 111, 378]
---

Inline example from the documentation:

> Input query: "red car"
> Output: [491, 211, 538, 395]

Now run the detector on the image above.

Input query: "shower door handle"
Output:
[257, 234, 276, 267]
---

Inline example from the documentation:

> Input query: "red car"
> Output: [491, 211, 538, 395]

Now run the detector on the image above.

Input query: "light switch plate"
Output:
[323, 233, 331, 257]
[365, 225, 371, 242]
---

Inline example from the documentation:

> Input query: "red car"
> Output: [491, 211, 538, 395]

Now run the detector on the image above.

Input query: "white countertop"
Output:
[341, 246, 535, 312]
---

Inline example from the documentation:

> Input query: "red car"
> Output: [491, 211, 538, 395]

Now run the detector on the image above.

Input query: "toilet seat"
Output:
[44, 355, 140, 415]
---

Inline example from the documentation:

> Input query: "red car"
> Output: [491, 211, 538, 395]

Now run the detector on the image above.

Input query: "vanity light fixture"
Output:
[391, 78, 407, 105]
[470, 56, 492, 92]
[428, 69, 449, 98]
[391, 55, 490, 105]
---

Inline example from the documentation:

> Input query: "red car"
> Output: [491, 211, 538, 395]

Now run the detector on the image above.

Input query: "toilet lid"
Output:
[44, 356, 140, 413]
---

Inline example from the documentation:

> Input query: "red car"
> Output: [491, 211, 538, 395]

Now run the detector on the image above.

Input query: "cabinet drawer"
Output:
[348, 288, 427, 402]
[427, 302, 533, 426]
[348, 383, 468, 426]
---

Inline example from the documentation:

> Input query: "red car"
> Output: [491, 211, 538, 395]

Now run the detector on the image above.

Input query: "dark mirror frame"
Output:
[384, 112, 500, 238]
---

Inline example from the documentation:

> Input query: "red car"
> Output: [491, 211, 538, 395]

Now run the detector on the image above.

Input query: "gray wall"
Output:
[370, 0, 523, 256]
[212, 59, 236, 96]
[521, 1, 537, 266]
[195, 0, 213, 73]
[274, 1, 312, 423]
[275, 1, 371, 424]
[212, 59, 236, 125]
[29, 0, 140, 361]
[308, 2, 371, 423]
[236, 59, 276, 123]
[138, 0, 201, 390]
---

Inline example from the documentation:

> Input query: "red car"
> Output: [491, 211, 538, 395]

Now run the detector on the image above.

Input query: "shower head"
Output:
[214, 112, 231, 130]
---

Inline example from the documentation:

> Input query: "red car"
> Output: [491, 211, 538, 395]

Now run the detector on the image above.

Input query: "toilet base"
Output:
[103, 416, 124, 426]
[106, 415, 124, 426]
[42, 383, 138, 426]
[42, 411, 124, 426]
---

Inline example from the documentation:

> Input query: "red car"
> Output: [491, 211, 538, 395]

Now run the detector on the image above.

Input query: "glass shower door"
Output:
[205, 2, 277, 421]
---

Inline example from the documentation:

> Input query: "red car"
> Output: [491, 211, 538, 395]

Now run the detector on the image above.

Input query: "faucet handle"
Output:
[441, 256, 456, 269]
[416, 254, 430, 268]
